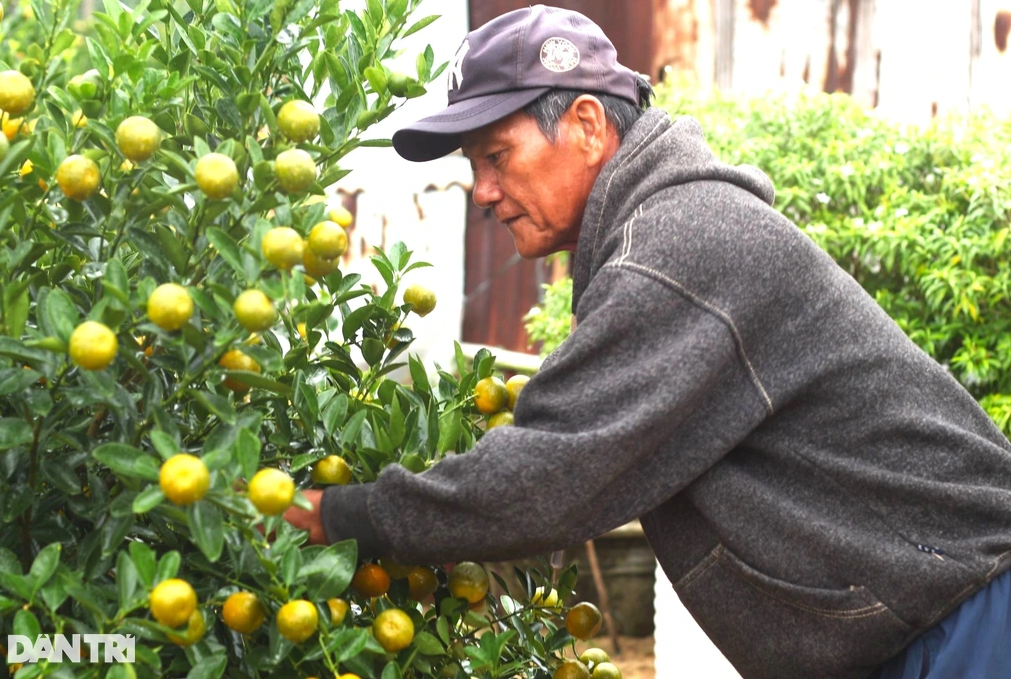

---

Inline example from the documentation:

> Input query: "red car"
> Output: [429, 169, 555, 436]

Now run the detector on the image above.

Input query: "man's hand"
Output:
[284, 488, 326, 545]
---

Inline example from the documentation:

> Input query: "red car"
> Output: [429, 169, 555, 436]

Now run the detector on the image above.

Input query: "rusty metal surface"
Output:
[996, 10, 1011, 52]
[747, 0, 778, 26]
[824, 0, 859, 94]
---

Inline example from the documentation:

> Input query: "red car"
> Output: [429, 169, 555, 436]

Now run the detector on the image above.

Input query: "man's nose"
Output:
[471, 169, 502, 209]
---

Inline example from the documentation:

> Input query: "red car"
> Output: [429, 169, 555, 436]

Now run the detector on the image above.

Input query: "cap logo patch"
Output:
[540, 37, 580, 72]
[448, 39, 470, 92]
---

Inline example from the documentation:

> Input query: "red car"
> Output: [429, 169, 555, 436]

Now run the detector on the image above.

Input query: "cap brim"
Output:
[393, 88, 550, 162]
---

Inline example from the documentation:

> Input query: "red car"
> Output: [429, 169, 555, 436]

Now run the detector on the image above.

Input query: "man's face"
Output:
[461, 108, 603, 259]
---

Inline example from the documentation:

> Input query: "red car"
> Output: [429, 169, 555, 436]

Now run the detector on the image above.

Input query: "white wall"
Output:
[654, 562, 741, 677]
[331, 0, 473, 372]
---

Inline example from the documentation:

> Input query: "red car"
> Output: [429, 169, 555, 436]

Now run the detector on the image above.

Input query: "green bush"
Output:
[523, 277, 571, 359]
[0, 0, 599, 677]
[527, 87, 1011, 436]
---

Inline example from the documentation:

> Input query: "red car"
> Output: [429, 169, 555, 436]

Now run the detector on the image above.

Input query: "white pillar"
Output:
[653, 560, 741, 677]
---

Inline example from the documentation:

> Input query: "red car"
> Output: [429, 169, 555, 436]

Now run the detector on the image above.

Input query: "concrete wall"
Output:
[659, 0, 1011, 124]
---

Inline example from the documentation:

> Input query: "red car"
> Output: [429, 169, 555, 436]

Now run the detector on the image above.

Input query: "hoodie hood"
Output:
[572, 108, 775, 311]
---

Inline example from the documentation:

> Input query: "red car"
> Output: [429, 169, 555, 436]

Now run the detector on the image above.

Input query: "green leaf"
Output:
[0, 338, 51, 365]
[387, 0, 407, 19]
[388, 393, 406, 448]
[290, 453, 317, 472]
[476, 349, 495, 379]
[93, 443, 161, 481]
[86, 37, 114, 79]
[186, 654, 228, 679]
[202, 446, 233, 471]
[381, 661, 403, 679]
[150, 430, 178, 460]
[220, 371, 292, 395]
[107, 666, 137, 679]
[189, 390, 237, 424]
[44, 288, 79, 343]
[28, 543, 61, 595]
[409, 354, 431, 395]
[294, 375, 320, 422]
[362, 338, 385, 366]
[116, 550, 139, 611]
[206, 227, 245, 276]
[13, 608, 41, 639]
[132, 486, 164, 513]
[40, 458, 79, 493]
[188, 501, 224, 562]
[156, 550, 181, 582]
[281, 547, 302, 586]
[340, 410, 368, 448]
[0, 571, 32, 600]
[363, 66, 387, 93]
[454, 340, 468, 376]
[0, 418, 33, 451]
[3, 285, 29, 338]
[319, 166, 352, 188]
[412, 630, 445, 655]
[236, 429, 261, 482]
[315, 627, 371, 664]
[322, 394, 348, 435]
[298, 539, 357, 600]
[398, 453, 426, 473]
[105, 258, 130, 303]
[402, 14, 440, 38]
[0, 548, 19, 575]
[436, 408, 461, 454]
[342, 304, 375, 341]
[129, 541, 156, 588]
[436, 615, 450, 645]
[101, 515, 134, 558]
[154, 224, 189, 273]
[102, 0, 123, 20]
[388, 242, 408, 270]
[234, 341, 280, 370]
[1, 484, 32, 523]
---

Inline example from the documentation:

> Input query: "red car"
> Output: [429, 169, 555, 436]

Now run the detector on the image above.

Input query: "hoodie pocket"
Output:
[674, 544, 912, 679]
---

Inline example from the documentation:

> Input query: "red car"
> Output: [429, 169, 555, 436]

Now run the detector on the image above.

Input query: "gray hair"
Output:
[523, 74, 654, 141]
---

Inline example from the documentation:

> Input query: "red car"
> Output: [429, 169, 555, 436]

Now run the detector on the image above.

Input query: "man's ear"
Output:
[567, 95, 611, 166]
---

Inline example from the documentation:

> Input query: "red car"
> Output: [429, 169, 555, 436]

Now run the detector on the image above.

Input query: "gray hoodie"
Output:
[324, 108, 1011, 678]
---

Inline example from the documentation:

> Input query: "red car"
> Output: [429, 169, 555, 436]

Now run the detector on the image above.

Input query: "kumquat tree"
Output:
[0, 0, 616, 678]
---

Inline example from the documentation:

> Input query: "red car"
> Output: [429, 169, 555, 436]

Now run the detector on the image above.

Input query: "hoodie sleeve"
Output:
[321, 265, 771, 564]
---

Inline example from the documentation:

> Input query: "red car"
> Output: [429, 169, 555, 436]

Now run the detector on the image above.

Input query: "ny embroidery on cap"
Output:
[448, 40, 470, 91]
[540, 37, 580, 72]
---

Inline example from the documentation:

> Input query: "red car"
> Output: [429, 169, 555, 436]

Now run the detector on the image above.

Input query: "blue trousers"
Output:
[871, 567, 1011, 679]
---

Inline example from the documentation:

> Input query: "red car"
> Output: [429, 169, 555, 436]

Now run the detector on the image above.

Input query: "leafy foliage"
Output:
[0, 1, 599, 677]
[523, 278, 571, 359]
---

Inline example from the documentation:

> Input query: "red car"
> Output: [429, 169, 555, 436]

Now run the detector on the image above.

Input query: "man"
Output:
[287, 6, 1011, 678]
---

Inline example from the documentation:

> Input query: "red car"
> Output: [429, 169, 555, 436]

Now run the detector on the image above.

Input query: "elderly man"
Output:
[287, 6, 1011, 678]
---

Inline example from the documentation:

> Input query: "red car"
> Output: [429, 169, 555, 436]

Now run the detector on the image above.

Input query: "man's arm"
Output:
[292, 266, 769, 563]
[284, 489, 326, 544]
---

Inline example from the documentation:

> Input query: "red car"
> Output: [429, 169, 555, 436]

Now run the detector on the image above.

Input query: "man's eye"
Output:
[486, 152, 502, 165]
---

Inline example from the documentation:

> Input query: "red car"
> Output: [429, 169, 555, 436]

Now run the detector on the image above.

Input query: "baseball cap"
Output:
[392, 4, 640, 162]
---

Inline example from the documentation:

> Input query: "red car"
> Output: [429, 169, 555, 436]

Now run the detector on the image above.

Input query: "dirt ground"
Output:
[575, 636, 655, 679]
